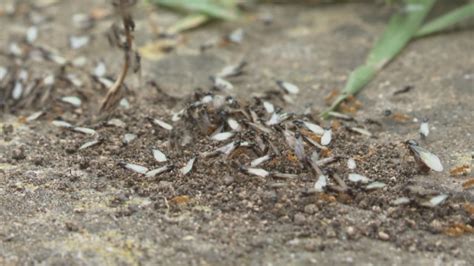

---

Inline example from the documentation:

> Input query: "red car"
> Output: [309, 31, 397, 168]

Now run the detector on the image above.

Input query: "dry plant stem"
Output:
[100, 6, 133, 113]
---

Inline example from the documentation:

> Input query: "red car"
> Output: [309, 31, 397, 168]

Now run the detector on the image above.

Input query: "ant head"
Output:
[292, 120, 303, 127]
[406, 139, 418, 146]
[294, 131, 301, 138]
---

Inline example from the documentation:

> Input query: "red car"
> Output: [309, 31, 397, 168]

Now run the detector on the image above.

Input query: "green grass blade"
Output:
[326, 65, 377, 112]
[321, 0, 436, 118]
[416, 3, 474, 37]
[150, 0, 239, 20]
[167, 14, 211, 34]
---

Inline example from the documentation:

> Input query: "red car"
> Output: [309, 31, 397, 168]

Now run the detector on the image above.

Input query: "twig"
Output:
[100, 0, 137, 113]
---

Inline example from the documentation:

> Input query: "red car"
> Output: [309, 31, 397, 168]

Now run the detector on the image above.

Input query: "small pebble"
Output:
[123, 133, 137, 145]
[223, 175, 234, 185]
[65, 221, 80, 232]
[378, 231, 390, 241]
[304, 204, 318, 214]
[12, 147, 26, 160]
[347, 158, 356, 170]
[346, 226, 356, 237]
[107, 118, 126, 128]
[293, 213, 306, 225]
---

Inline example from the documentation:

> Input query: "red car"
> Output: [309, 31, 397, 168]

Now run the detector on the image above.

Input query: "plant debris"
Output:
[0, 1, 472, 262]
[100, 0, 140, 113]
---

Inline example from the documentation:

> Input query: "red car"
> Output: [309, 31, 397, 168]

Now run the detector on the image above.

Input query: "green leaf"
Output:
[167, 13, 211, 34]
[416, 3, 474, 37]
[150, 0, 239, 20]
[321, 0, 436, 118]
[366, 2, 434, 67]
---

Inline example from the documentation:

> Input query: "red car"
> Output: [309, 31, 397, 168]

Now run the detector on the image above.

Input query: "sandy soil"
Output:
[0, 0, 473, 265]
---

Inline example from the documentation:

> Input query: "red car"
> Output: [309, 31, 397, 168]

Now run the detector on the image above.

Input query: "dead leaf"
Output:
[139, 39, 179, 61]
[339, 96, 362, 114]
[358, 148, 377, 161]
[391, 112, 411, 123]
[36, 0, 61, 8]
[463, 203, 474, 215]
[90, 7, 111, 20]
[170, 195, 190, 205]
[318, 193, 336, 203]
[320, 148, 332, 158]
[18, 116, 27, 124]
[450, 165, 471, 177]
[331, 120, 342, 130]
[443, 223, 474, 237]
[462, 179, 474, 190]
[337, 192, 352, 204]
[266, 157, 281, 168]
[286, 151, 299, 163]
[301, 129, 321, 143]
[324, 89, 339, 105]
[228, 147, 252, 160]
[167, 14, 209, 34]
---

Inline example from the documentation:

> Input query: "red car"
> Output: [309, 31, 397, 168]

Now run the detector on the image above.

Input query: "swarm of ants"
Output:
[0, 0, 140, 115]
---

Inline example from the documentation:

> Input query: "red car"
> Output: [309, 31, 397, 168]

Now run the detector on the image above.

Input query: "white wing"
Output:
[419, 122, 429, 137]
[321, 130, 332, 146]
[277, 81, 300, 94]
[180, 158, 196, 175]
[314, 175, 327, 192]
[247, 168, 270, 177]
[153, 149, 168, 162]
[413, 146, 443, 172]
[303, 121, 324, 135]
[211, 132, 234, 141]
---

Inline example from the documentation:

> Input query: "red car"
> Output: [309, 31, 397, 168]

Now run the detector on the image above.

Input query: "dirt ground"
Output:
[1, 0, 473, 265]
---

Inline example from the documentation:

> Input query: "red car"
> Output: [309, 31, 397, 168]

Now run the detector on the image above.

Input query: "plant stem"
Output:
[416, 3, 474, 37]
[100, 3, 133, 113]
[321, 0, 436, 119]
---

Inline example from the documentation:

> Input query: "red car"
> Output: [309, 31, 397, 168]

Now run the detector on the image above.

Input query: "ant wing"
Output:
[411, 145, 443, 172]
